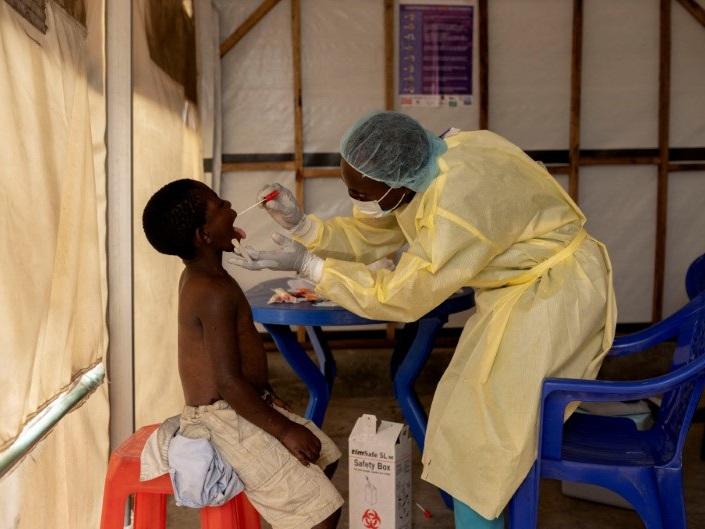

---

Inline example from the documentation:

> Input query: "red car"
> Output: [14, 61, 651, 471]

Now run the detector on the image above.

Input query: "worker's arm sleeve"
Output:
[314, 209, 501, 322]
[292, 212, 407, 265]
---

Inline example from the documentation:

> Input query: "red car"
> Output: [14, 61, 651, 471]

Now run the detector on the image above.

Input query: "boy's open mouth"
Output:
[232, 226, 247, 242]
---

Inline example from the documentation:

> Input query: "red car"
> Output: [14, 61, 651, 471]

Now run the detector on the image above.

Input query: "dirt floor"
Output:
[166, 345, 705, 528]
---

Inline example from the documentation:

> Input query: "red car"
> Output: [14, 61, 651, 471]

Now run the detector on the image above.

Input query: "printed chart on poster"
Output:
[399, 1, 474, 108]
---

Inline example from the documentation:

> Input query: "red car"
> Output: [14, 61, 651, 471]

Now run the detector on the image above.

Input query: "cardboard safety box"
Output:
[348, 414, 412, 529]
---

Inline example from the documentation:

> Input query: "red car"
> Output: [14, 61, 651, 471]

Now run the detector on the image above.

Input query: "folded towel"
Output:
[168, 434, 244, 508]
[139, 415, 244, 508]
[140, 415, 181, 481]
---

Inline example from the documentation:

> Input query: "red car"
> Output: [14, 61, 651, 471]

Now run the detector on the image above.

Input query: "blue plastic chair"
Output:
[684, 253, 705, 460]
[507, 292, 705, 529]
[686, 253, 705, 301]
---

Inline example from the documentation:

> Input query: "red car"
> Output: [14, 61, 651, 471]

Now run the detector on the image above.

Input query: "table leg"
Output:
[393, 315, 455, 509]
[264, 324, 330, 427]
[305, 326, 336, 392]
[392, 316, 446, 451]
[390, 321, 419, 380]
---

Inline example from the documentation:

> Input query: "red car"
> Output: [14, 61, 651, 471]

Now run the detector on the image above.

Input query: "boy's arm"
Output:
[199, 284, 320, 465]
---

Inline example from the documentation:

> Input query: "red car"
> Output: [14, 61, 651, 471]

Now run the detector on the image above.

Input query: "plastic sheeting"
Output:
[218, 0, 705, 323]
[0, 0, 106, 456]
[217, 0, 295, 153]
[0, 1, 109, 528]
[580, 166, 658, 322]
[582, 1, 659, 149]
[196, 0, 223, 193]
[664, 170, 705, 314]
[132, 0, 208, 428]
[672, 2, 705, 147]
[488, 0, 571, 149]
[300, 0, 386, 152]
[0, 384, 110, 529]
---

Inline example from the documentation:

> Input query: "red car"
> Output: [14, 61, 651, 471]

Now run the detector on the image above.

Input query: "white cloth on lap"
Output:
[140, 414, 244, 508]
[167, 434, 244, 508]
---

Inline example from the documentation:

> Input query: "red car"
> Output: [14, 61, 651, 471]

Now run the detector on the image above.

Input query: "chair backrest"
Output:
[685, 253, 705, 300]
[652, 293, 705, 466]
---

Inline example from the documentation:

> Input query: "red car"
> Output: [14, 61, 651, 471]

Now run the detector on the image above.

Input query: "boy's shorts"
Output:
[179, 400, 343, 529]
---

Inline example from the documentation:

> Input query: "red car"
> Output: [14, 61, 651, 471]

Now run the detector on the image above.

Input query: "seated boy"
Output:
[142, 179, 343, 529]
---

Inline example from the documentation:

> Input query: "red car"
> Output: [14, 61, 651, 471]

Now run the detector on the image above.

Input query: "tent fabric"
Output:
[196, 0, 223, 194]
[0, 2, 109, 528]
[0, 384, 110, 529]
[0, 0, 107, 453]
[133, 0, 208, 428]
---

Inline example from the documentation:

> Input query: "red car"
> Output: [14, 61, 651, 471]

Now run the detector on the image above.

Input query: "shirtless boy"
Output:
[142, 179, 343, 529]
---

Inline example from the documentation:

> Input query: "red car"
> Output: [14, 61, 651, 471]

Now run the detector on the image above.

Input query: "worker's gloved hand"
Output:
[227, 233, 323, 281]
[258, 183, 304, 230]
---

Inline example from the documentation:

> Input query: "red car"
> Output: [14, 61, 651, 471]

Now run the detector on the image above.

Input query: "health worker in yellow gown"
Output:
[229, 111, 617, 528]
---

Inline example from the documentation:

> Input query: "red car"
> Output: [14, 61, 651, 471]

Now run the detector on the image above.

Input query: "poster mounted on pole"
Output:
[398, 1, 474, 108]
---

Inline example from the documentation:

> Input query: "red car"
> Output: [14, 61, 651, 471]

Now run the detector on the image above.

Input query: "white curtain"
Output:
[0, 1, 109, 528]
[133, 0, 207, 428]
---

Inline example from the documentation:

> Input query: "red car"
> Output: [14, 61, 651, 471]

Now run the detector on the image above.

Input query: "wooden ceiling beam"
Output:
[220, 0, 282, 58]
[675, 0, 705, 29]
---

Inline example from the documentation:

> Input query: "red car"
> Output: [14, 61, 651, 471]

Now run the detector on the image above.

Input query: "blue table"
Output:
[246, 278, 474, 453]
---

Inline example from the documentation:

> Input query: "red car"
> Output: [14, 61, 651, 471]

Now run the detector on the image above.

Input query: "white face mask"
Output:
[350, 187, 407, 218]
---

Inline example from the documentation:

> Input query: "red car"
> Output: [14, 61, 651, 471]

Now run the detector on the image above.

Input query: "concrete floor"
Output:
[167, 345, 705, 528]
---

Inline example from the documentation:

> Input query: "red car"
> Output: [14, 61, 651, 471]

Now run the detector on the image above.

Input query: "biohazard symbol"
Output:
[362, 509, 381, 529]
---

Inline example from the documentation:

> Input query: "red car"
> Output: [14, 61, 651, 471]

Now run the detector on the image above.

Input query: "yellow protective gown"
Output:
[294, 130, 616, 519]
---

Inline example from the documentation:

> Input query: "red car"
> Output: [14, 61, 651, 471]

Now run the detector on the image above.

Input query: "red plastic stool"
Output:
[100, 424, 261, 529]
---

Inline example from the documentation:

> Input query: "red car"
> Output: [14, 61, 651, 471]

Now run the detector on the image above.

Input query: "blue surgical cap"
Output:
[340, 111, 448, 193]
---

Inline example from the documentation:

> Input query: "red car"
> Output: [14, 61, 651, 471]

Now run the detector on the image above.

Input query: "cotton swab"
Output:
[237, 190, 280, 216]
[415, 502, 432, 519]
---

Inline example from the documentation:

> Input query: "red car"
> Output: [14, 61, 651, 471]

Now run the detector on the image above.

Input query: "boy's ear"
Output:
[195, 226, 211, 246]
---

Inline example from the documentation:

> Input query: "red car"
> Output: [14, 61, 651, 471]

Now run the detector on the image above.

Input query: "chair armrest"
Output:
[539, 354, 705, 459]
[608, 298, 702, 357]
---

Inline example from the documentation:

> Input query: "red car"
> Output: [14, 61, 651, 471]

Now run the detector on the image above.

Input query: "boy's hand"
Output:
[278, 423, 321, 466]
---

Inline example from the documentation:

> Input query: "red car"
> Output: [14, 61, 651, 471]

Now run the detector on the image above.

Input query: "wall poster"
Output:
[399, 2, 474, 108]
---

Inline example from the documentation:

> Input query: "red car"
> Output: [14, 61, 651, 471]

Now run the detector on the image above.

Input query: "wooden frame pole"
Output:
[653, 0, 672, 322]
[568, 0, 583, 202]
[384, 0, 396, 340]
[385, 0, 395, 111]
[222, 161, 296, 172]
[291, 0, 307, 343]
[291, 0, 304, 205]
[106, 0, 134, 450]
[478, 0, 489, 129]
[303, 167, 341, 178]
[668, 163, 705, 172]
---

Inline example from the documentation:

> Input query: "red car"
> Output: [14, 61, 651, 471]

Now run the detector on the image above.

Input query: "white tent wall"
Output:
[0, 385, 110, 529]
[196, 0, 224, 194]
[217, 0, 705, 325]
[132, 0, 221, 428]
[0, 1, 109, 528]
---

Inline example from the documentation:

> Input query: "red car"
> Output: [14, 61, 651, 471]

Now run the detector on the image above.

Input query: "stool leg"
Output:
[240, 495, 261, 528]
[100, 486, 131, 529]
[134, 493, 167, 529]
[201, 494, 261, 529]
[201, 502, 231, 529]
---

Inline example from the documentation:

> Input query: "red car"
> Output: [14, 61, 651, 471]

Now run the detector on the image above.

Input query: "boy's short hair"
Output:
[142, 179, 209, 260]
